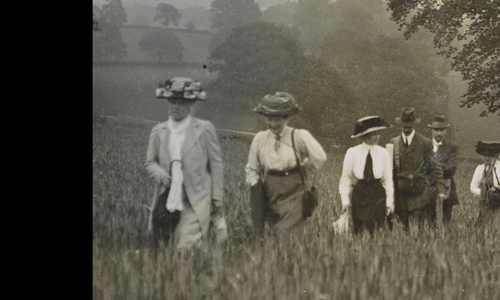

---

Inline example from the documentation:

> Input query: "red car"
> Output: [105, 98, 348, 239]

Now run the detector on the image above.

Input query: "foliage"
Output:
[316, 0, 449, 124]
[138, 30, 184, 63]
[261, 1, 297, 27]
[93, 0, 127, 62]
[154, 3, 181, 28]
[209, 0, 262, 51]
[93, 115, 500, 300]
[185, 19, 196, 31]
[93, 13, 100, 32]
[209, 22, 358, 139]
[387, 0, 500, 117]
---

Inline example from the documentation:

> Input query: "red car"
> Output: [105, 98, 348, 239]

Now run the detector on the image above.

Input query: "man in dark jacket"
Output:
[388, 108, 446, 229]
[428, 115, 459, 224]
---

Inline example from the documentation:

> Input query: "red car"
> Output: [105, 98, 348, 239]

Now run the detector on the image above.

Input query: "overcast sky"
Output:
[92, 0, 293, 10]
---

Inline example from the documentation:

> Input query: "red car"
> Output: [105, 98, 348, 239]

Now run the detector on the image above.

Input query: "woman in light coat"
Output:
[245, 92, 327, 237]
[145, 77, 225, 250]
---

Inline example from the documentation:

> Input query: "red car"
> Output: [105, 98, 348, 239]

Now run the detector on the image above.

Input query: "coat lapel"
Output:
[404, 134, 417, 155]
[181, 117, 204, 156]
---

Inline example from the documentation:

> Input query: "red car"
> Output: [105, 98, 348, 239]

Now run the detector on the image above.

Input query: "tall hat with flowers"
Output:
[155, 77, 206, 101]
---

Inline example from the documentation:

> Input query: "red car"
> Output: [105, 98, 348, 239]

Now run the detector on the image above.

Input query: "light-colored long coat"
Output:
[145, 117, 224, 241]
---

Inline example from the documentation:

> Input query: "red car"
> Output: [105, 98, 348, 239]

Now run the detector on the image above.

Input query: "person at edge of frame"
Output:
[470, 140, 500, 228]
[387, 107, 446, 230]
[338, 116, 395, 235]
[145, 76, 226, 252]
[427, 115, 459, 224]
[245, 91, 327, 239]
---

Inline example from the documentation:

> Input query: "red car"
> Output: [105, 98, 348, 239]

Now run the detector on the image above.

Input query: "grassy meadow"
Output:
[93, 114, 499, 300]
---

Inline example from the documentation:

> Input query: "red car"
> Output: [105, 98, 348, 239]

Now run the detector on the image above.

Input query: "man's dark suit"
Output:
[432, 139, 459, 223]
[389, 132, 446, 228]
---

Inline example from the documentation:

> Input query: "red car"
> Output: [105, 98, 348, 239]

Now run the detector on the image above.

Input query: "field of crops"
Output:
[93, 114, 499, 300]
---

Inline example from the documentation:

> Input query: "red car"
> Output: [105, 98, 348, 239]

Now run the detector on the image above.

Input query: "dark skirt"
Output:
[263, 171, 305, 235]
[351, 179, 386, 234]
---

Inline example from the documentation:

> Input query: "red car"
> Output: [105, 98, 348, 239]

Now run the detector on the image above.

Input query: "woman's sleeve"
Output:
[470, 165, 483, 196]
[204, 122, 224, 205]
[380, 149, 394, 208]
[339, 148, 354, 206]
[298, 130, 327, 172]
[145, 125, 169, 185]
[245, 133, 262, 187]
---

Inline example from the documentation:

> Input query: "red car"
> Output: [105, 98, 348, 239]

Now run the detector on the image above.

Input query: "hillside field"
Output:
[93, 115, 499, 300]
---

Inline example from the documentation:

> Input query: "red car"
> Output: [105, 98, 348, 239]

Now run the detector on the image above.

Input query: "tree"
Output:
[289, 0, 450, 131]
[185, 19, 196, 31]
[93, 13, 100, 31]
[261, 1, 297, 27]
[138, 31, 184, 63]
[387, 0, 500, 117]
[154, 3, 181, 28]
[209, 22, 358, 139]
[209, 0, 262, 51]
[93, 0, 127, 61]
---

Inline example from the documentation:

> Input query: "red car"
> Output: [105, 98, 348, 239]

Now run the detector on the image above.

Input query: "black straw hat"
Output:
[351, 116, 391, 138]
[475, 140, 500, 157]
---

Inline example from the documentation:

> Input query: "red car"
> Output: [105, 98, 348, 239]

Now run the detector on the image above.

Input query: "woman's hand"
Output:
[386, 205, 395, 216]
[342, 204, 351, 214]
[158, 171, 171, 186]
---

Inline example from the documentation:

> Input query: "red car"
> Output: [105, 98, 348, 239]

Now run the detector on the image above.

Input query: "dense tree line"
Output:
[207, 0, 451, 141]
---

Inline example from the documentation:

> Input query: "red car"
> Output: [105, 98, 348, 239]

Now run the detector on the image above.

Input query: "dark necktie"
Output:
[364, 150, 374, 182]
[403, 137, 408, 148]
[274, 134, 280, 152]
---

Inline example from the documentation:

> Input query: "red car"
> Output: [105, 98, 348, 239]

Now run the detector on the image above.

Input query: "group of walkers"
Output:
[145, 76, 500, 251]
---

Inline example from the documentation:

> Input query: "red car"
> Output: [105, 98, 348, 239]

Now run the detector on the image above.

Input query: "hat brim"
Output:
[427, 124, 450, 129]
[395, 117, 421, 125]
[253, 106, 299, 116]
[351, 126, 390, 138]
[476, 141, 500, 156]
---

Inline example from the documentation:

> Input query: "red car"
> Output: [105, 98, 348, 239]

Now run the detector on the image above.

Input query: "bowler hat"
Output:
[155, 77, 206, 101]
[475, 140, 500, 157]
[427, 115, 450, 129]
[394, 107, 421, 125]
[351, 116, 391, 138]
[253, 92, 300, 116]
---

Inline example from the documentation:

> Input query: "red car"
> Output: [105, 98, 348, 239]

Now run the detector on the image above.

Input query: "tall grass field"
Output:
[93, 114, 499, 300]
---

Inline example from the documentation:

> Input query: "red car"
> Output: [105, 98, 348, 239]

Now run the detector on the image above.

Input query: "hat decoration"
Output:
[475, 140, 500, 157]
[155, 77, 206, 101]
[394, 107, 421, 125]
[427, 115, 450, 129]
[351, 116, 391, 138]
[253, 91, 300, 116]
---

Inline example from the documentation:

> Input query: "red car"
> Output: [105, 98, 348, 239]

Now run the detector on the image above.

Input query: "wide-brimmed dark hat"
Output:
[351, 116, 391, 138]
[253, 92, 300, 116]
[155, 77, 206, 101]
[475, 140, 500, 156]
[394, 107, 421, 125]
[427, 115, 450, 129]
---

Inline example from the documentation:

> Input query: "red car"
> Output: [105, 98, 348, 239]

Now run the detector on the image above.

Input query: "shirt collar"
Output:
[274, 126, 289, 139]
[402, 130, 415, 144]
[361, 142, 375, 151]
[168, 114, 191, 131]
[433, 138, 442, 146]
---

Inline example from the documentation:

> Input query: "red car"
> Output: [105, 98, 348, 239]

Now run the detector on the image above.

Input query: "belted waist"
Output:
[267, 166, 300, 177]
[358, 178, 381, 183]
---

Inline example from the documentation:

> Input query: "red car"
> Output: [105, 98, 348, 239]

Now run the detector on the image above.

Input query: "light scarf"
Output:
[166, 115, 191, 212]
[432, 138, 442, 153]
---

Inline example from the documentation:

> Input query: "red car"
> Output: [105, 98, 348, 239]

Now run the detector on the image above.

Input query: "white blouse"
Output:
[338, 143, 394, 207]
[470, 160, 500, 196]
[245, 126, 327, 186]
